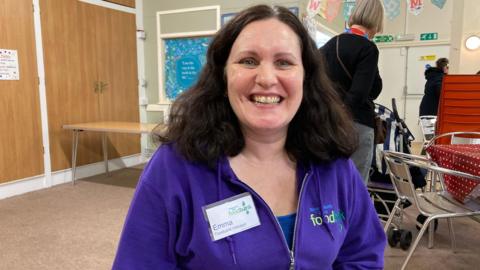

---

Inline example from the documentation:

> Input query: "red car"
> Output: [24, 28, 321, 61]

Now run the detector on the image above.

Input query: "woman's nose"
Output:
[255, 63, 278, 88]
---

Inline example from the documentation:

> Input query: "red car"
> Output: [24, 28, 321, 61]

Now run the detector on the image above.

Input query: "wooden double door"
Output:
[0, 0, 44, 183]
[41, 0, 140, 171]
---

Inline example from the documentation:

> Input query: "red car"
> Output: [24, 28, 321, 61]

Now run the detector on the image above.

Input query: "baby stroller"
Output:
[368, 98, 427, 249]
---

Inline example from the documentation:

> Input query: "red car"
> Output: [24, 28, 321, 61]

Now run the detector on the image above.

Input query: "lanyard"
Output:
[345, 27, 369, 39]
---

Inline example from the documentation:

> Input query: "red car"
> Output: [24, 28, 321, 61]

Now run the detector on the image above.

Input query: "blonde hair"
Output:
[348, 0, 384, 34]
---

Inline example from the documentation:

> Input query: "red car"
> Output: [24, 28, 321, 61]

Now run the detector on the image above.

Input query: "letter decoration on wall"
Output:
[407, 0, 424, 16]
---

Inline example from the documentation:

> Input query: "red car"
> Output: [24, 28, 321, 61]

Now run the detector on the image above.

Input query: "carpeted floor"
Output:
[0, 164, 479, 270]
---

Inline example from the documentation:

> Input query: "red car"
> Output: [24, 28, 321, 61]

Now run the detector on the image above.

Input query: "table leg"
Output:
[71, 130, 79, 185]
[428, 223, 434, 248]
[102, 132, 110, 176]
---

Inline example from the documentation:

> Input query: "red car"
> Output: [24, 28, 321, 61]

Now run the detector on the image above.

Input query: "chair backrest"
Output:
[451, 134, 480, 144]
[384, 150, 480, 206]
[425, 131, 480, 148]
[419, 115, 437, 141]
[383, 151, 434, 206]
[383, 154, 417, 202]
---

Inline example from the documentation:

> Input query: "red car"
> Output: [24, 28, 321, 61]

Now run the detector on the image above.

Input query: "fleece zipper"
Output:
[290, 172, 311, 270]
[228, 172, 311, 270]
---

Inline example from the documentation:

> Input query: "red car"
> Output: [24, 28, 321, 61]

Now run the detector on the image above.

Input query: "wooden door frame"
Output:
[151, 6, 220, 122]
[79, 0, 135, 14]
[32, 0, 141, 186]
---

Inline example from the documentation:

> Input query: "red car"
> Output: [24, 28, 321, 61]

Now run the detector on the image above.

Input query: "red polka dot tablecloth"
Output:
[426, 144, 480, 203]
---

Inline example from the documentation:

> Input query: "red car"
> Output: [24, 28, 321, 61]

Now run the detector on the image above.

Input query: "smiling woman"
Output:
[225, 18, 304, 136]
[113, 5, 386, 270]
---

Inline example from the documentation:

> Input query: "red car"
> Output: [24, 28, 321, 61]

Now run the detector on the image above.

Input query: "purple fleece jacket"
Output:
[112, 144, 386, 269]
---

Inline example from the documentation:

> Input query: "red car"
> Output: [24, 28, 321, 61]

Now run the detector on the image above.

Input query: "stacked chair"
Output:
[418, 115, 437, 151]
[435, 75, 480, 142]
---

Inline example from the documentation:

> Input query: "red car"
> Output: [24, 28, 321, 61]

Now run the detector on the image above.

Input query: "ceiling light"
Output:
[465, 35, 480, 50]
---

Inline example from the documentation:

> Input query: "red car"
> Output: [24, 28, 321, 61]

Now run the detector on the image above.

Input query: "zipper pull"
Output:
[289, 250, 295, 270]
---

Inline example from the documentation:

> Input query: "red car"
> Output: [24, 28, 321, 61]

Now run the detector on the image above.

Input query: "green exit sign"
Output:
[420, 32, 438, 41]
[374, 35, 394, 43]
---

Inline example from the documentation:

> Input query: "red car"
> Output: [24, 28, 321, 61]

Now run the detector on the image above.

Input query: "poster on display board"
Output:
[0, 49, 19, 80]
[164, 37, 211, 100]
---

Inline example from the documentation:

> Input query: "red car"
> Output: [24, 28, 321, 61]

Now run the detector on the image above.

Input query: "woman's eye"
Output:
[276, 60, 293, 68]
[239, 58, 258, 67]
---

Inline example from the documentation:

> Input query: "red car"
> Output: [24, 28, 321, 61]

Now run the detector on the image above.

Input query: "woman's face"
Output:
[225, 18, 304, 137]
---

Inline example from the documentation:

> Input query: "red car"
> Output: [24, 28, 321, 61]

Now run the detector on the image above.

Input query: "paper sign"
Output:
[420, 55, 436, 61]
[0, 49, 19, 80]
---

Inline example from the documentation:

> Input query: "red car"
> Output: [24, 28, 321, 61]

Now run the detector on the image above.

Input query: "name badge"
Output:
[202, 192, 261, 241]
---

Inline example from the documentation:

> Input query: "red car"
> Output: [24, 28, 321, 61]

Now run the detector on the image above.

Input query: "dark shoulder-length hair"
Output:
[158, 4, 357, 166]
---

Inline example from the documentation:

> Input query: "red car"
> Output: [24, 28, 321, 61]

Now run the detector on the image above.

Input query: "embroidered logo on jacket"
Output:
[309, 204, 345, 231]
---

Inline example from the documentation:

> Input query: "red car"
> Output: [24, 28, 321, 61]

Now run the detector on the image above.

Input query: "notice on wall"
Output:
[419, 55, 436, 61]
[0, 49, 20, 80]
[164, 37, 211, 100]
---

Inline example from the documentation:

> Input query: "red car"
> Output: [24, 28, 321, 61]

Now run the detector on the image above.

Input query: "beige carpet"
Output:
[0, 165, 479, 270]
[0, 167, 142, 270]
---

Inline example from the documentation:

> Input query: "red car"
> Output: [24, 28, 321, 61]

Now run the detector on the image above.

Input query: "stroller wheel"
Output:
[399, 230, 412, 250]
[416, 214, 438, 232]
[387, 227, 401, 247]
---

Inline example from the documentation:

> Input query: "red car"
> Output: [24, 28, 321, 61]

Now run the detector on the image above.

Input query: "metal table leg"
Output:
[71, 130, 79, 185]
[102, 132, 110, 176]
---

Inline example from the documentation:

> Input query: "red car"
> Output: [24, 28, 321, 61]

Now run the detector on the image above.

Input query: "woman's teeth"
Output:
[252, 95, 281, 104]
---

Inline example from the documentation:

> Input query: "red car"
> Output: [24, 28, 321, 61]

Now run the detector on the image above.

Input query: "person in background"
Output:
[112, 4, 385, 270]
[419, 57, 449, 116]
[320, 0, 384, 184]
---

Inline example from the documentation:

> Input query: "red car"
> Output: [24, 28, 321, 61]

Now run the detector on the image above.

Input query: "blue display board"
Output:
[164, 37, 211, 100]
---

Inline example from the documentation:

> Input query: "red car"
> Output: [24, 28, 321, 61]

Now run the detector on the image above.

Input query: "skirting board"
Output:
[0, 154, 149, 200]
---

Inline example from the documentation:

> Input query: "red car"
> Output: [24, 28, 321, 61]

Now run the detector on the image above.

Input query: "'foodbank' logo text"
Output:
[228, 201, 252, 216]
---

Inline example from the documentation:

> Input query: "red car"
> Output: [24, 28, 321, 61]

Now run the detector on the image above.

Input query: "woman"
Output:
[320, 0, 384, 184]
[113, 5, 385, 269]
[419, 57, 449, 116]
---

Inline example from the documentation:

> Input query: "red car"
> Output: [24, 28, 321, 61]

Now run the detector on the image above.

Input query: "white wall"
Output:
[376, 0, 480, 142]
[459, 0, 480, 74]
[377, 1, 454, 142]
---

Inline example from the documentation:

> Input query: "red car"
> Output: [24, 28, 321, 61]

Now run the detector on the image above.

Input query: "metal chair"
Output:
[383, 151, 480, 270]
